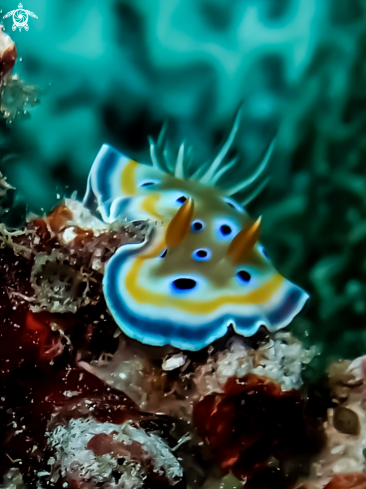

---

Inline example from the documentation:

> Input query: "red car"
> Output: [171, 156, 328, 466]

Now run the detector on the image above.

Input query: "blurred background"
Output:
[1, 0, 366, 367]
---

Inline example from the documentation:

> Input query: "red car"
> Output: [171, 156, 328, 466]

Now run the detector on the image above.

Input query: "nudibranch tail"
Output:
[227, 217, 262, 265]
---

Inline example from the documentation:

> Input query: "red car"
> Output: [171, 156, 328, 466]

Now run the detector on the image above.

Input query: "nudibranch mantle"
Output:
[84, 121, 309, 351]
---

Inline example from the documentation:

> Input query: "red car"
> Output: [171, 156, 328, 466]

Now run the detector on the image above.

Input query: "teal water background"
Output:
[1, 0, 366, 366]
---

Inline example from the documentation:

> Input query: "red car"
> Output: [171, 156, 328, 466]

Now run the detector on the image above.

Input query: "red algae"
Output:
[47, 204, 74, 233]
[0, 223, 138, 485]
[86, 432, 146, 459]
[193, 373, 322, 488]
[323, 473, 366, 489]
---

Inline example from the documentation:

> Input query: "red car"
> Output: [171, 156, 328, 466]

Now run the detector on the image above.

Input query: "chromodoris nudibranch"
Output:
[84, 115, 309, 351]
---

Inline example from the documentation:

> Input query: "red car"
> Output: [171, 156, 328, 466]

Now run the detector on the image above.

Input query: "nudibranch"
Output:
[84, 114, 309, 350]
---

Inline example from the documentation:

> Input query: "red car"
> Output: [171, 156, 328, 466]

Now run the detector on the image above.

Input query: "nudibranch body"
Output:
[84, 117, 309, 351]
